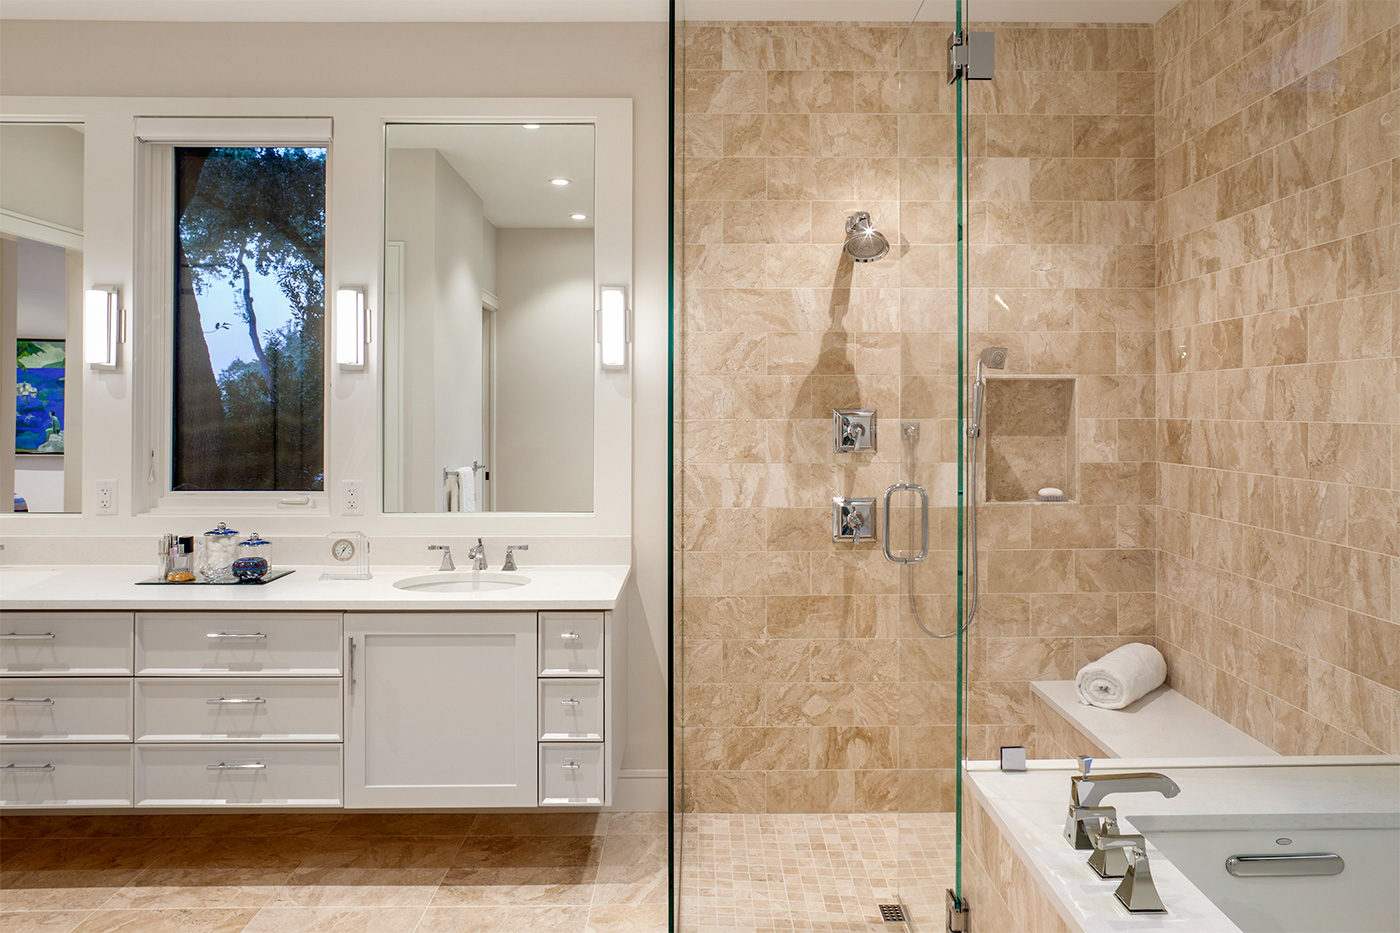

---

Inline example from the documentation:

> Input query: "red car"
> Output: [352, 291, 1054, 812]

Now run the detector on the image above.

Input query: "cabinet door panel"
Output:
[345, 613, 536, 808]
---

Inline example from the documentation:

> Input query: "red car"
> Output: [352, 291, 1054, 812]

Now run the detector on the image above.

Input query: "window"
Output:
[171, 146, 326, 491]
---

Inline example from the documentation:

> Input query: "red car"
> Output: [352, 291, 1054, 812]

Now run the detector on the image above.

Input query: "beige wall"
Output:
[1154, 0, 1399, 755]
[678, 18, 1158, 813]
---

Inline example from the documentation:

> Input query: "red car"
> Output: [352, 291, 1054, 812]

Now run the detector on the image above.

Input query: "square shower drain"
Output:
[878, 903, 907, 922]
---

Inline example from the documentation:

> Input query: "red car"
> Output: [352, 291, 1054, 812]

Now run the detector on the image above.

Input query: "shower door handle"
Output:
[883, 482, 928, 564]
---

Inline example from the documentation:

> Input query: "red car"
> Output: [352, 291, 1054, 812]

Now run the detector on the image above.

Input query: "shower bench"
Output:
[1030, 680, 1279, 759]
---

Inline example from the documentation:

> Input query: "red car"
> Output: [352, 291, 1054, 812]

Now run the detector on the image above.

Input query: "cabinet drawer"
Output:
[0, 744, 134, 807]
[539, 742, 604, 806]
[538, 612, 604, 677]
[0, 612, 133, 676]
[137, 678, 342, 742]
[137, 613, 341, 676]
[539, 678, 603, 741]
[136, 743, 342, 807]
[0, 678, 133, 742]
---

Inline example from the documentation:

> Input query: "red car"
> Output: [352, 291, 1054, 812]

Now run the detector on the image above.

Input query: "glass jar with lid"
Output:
[232, 533, 273, 582]
[199, 522, 241, 583]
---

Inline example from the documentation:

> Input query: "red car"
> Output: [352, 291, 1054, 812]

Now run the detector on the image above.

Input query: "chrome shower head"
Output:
[843, 212, 890, 262]
[979, 346, 1008, 371]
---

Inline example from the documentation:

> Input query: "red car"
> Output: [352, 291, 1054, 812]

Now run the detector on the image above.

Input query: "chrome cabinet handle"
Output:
[348, 636, 356, 696]
[206, 761, 266, 770]
[206, 632, 267, 639]
[1, 762, 55, 771]
[206, 697, 265, 705]
[560, 761, 580, 770]
[1, 697, 55, 705]
[560, 698, 580, 707]
[0, 632, 55, 640]
[560, 631, 581, 641]
[883, 482, 929, 565]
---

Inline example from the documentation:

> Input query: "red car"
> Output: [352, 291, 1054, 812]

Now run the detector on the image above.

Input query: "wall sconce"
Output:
[598, 285, 630, 371]
[335, 286, 370, 371]
[84, 286, 125, 370]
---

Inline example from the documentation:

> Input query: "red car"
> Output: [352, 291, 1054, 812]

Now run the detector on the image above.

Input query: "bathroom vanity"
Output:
[0, 564, 629, 811]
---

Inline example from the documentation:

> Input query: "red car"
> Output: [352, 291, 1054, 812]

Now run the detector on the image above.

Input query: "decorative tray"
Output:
[136, 569, 296, 586]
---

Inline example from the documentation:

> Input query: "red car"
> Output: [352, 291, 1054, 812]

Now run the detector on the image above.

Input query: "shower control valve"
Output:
[833, 497, 876, 545]
[833, 409, 877, 452]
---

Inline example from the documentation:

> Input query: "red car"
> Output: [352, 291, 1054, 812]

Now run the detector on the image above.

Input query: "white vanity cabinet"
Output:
[343, 612, 538, 808]
[1, 595, 627, 812]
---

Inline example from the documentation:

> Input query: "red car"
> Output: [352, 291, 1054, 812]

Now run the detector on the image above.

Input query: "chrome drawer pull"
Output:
[560, 760, 580, 770]
[0, 632, 55, 640]
[560, 631, 582, 641]
[0, 697, 55, 705]
[560, 698, 581, 707]
[206, 632, 267, 640]
[206, 697, 266, 705]
[207, 761, 266, 770]
[1, 762, 55, 772]
[1226, 853, 1344, 877]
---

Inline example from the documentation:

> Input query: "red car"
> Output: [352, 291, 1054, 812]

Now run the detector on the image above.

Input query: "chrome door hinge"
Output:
[946, 889, 970, 932]
[948, 31, 995, 83]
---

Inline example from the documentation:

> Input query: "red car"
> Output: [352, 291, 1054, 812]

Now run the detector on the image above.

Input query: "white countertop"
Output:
[0, 564, 631, 611]
[1032, 681, 1279, 759]
[966, 756, 1400, 933]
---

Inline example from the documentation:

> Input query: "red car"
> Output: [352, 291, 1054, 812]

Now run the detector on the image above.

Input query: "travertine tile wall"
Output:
[678, 19, 1159, 814]
[1153, 0, 1400, 755]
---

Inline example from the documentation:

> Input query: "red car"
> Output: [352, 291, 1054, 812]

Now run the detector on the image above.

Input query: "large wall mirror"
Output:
[0, 122, 84, 514]
[383, 122, 596, 514]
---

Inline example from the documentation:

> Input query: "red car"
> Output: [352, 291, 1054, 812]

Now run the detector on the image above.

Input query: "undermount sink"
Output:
[392, 572, 532, 593]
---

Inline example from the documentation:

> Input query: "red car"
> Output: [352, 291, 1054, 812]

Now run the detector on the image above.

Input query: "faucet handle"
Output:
[1077, 755, 1093, 778]
[502, 545, 529, 572]
[1094, 832, 1146, 853]
[428, 544, 454, 571]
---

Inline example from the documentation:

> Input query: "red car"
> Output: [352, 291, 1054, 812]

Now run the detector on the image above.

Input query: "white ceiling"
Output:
[388, 123, 595, 229]
[1, 0, 1179, 23]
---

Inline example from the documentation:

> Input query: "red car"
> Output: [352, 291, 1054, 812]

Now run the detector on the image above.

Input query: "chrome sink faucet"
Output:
[428, 544, 454, 571]
[467, 538, 487, 571]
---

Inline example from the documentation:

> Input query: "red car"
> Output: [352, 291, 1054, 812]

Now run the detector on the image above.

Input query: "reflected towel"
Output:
[446, 466, 477, 513]
[1076, 643, 1166, 710]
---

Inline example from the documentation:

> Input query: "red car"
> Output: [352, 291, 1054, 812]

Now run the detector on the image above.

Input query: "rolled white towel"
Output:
[1076, 642, 1166, 710]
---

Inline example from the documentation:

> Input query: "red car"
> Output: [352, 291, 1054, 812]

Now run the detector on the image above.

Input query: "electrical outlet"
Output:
[340, 480, 364, 516]
[95, 479, 117, 515]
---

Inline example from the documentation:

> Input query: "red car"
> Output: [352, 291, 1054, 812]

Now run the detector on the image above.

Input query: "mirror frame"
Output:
[0, 96, 631, 544]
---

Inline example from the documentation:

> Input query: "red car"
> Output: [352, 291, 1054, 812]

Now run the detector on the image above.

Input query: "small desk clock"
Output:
[321, 530, 371, 580]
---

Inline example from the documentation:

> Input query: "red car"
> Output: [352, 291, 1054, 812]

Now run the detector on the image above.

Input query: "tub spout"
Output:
[1075, 771, 1180, 809]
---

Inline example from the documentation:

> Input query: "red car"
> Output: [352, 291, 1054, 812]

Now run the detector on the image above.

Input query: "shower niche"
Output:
[981, 376, 1077, 503]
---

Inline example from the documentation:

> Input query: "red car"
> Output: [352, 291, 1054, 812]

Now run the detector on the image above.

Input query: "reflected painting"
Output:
[15, 339, 64, 454]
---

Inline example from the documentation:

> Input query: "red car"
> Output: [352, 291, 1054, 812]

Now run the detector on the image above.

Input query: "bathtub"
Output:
[1132, 813, 1399, 932]
[963, 757, 1400, 933]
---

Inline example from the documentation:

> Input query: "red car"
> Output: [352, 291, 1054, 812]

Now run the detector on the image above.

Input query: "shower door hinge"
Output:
[946, 889, 970, 932]
[948, 31, 995, 83]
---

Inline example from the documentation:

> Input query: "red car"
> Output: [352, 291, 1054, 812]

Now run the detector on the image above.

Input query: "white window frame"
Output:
[135, 117, 334, 515]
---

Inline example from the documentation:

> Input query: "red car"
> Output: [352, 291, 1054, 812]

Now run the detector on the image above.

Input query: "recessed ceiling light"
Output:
[571, 214, 587, 220]
[523, 124, 541, 129]
[550, 178, 571, 186]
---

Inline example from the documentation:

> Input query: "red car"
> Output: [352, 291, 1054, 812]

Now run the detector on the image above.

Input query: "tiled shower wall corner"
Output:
[1154, 0, 1400, 755]
[677, 18, 1160, 814]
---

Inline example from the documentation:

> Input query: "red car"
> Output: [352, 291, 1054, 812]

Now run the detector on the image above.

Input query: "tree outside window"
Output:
[172, 146, 326, 492]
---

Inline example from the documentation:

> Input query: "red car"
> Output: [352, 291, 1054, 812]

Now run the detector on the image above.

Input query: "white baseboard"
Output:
[613, 767, 668, 812]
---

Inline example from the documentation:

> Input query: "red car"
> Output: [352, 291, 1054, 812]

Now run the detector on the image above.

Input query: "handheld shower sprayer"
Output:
[969, 346, 1008, 439]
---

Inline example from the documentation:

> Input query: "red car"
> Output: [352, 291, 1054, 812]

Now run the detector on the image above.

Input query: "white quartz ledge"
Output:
[0, 564, 631, 611]
[1032, 680, 1279, 759]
